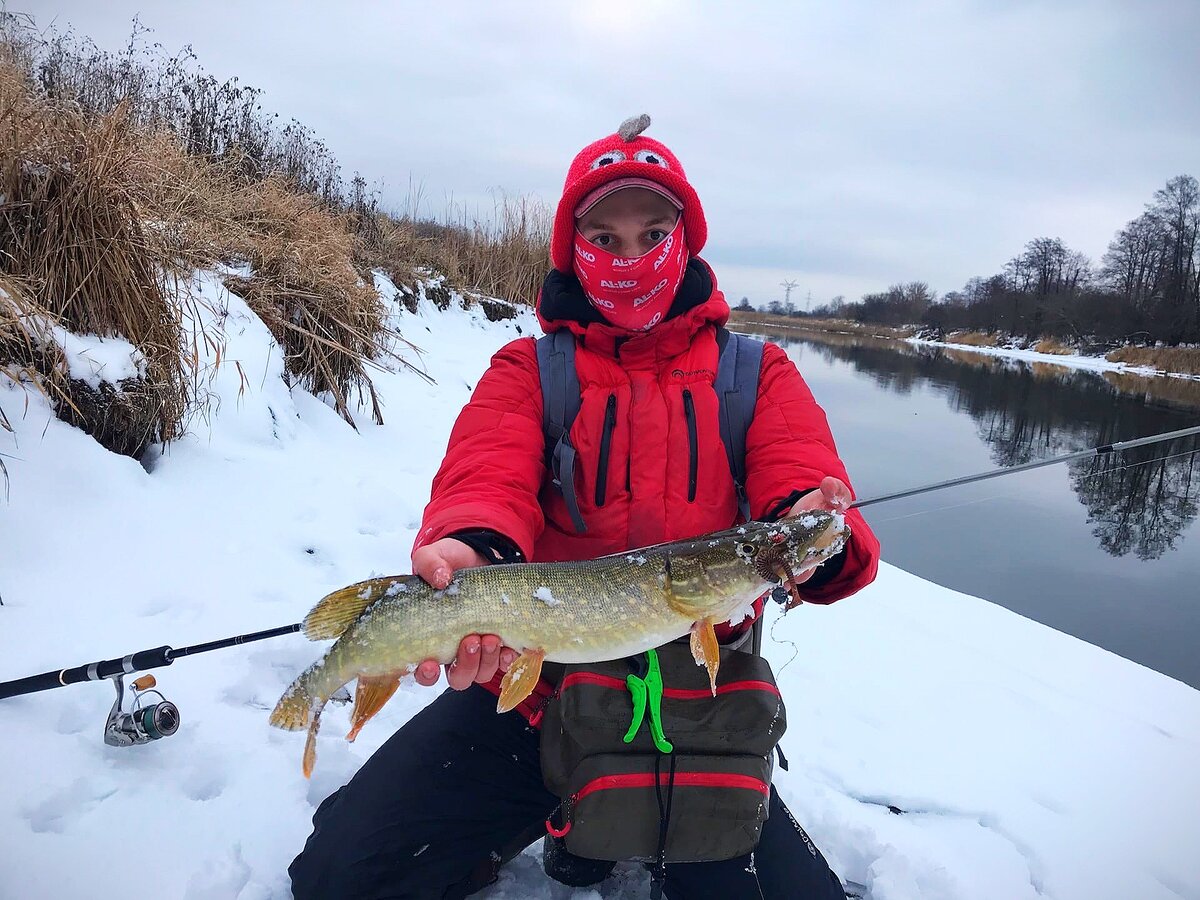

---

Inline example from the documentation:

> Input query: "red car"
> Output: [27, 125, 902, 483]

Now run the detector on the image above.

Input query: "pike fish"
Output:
[271, 513, 849, 776]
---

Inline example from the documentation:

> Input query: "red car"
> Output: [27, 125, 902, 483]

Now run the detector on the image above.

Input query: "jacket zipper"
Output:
[595, 394, 617, 507]
[682, 389, 698, 502]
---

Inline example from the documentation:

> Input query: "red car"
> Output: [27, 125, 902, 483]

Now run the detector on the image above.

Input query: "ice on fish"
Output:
[534, 586, 560, 607]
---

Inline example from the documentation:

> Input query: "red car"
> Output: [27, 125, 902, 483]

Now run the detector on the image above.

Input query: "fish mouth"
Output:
[754, 550, 795, 595]
[758, 517, 849, 608]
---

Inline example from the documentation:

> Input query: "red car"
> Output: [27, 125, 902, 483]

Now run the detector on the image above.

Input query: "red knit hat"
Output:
[550, 114, 707, 273]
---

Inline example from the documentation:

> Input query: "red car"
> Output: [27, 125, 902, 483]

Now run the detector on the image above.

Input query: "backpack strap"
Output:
[713, 326, 765, 523]
[536, 331, 587, 533]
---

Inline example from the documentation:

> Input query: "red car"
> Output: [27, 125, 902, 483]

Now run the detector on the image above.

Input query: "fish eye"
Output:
[738, 542, 757, 557]
[590, 150, 627, 169]
[634, 149, 669, 168]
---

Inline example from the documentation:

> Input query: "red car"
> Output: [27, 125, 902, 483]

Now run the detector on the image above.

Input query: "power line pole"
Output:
[780, 280, 798, 305]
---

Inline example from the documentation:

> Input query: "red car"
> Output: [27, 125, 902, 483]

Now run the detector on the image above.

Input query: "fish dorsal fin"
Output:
[303, 576, 421, 640]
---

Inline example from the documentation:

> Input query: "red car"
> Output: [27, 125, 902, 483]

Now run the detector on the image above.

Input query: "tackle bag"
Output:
[538, 642, 786, 867]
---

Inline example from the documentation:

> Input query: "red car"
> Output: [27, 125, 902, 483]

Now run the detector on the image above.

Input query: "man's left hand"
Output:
[781, 476, 851, 587]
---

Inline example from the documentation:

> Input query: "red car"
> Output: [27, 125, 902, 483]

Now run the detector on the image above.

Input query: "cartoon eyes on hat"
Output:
[590, 150, 627, 169]
[634, 149, 669, 169]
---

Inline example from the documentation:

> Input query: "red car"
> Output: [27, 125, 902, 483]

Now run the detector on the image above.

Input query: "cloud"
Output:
[36, 0, 1200, 304]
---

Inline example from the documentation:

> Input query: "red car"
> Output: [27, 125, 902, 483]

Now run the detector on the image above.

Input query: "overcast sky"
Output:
[30, 0, 1200, 307]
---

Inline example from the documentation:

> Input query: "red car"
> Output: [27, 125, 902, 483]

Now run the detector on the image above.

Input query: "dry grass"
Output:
[221, 178, 392, 426]
[0, 59, 186, 452]
[1106, 345, 1200, 377]
[1032, 338, 1075, 355]
[944, 331, 1001, 348]
[0, 14, 544, 460]
[357, 194, 551, 308]
[728, 311, 914, 340]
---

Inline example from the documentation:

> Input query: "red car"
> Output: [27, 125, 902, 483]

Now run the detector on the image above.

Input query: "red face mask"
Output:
[572, 219, 688, 332]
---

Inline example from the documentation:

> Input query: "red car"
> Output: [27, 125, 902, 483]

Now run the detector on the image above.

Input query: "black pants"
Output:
[289, 685, 845, 899]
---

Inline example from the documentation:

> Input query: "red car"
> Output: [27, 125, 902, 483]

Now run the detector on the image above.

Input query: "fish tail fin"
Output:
[346, 672, 404, 742]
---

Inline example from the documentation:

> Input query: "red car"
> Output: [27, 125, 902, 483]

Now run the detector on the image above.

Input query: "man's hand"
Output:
[782, 476, 851, 586]
[411, 538, 517, 689]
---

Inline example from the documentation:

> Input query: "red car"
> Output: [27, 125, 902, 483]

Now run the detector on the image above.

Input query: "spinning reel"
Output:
[104, 673, 180, 746]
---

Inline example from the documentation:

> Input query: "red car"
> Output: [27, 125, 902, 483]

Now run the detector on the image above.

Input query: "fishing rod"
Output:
[0, 424, 1197, 737]
[849, 423, 1200, 510]
[0, 623, 300, 744]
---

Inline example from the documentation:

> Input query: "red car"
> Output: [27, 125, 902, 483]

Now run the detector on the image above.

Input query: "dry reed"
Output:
[1106, 345, 1200, 377]
[0, 58, 186, 453]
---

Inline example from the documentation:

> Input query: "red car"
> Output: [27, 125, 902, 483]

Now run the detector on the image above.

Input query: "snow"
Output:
[534, 586, 561, 607]
[909, 335, 1200, 382]
[1, 271, 1199, 899]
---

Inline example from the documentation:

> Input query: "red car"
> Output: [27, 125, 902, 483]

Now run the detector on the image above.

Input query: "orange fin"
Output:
[497, 648, 545, 713]
[302, 704, 324, 779]
[346, 673, 404, 742]
[690, 617, 721, 696]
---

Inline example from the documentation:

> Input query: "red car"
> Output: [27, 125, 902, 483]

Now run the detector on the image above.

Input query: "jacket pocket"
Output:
[595, 394, 617, 507]
[682, 389, 698, 502]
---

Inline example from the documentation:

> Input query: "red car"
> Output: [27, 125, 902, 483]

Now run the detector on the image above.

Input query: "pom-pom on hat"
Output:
[550, 114, 707, 273]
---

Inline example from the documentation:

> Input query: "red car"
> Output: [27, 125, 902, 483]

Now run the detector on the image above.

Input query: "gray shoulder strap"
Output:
[536, 331, 587, 533]
[714, 326, 765, 522]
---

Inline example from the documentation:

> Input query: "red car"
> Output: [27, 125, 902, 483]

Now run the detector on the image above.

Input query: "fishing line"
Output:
[870, 493, 1009, 524]
[768, 605, 802, 677]
[1076, 448, 1200, 482]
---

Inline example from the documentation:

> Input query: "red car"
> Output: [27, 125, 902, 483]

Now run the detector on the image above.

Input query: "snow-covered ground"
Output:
[2, 273, 1198, 900]
[908, 334, 1200, 382]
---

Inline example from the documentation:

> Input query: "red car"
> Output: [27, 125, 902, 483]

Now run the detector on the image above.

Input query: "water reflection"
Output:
[756, 325, 1200, 561]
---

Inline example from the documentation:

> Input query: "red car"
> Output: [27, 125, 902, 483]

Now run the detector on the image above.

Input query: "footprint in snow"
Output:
[181, 759, 228, 802]
[183, 843, 252, 899]
[22, 777, 118, 834]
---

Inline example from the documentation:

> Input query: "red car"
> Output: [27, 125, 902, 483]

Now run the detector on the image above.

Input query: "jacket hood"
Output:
[536, 257, 730, 358]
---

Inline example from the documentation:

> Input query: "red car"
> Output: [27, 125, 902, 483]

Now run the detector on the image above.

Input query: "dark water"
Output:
[748, 325, 1200, 690]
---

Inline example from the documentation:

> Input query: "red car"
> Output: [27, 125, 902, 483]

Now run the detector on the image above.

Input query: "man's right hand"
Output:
[411, 538, 517, 689]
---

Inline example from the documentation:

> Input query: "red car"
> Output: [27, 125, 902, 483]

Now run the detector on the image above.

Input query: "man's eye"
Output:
[648, 230, 666, 243]
[594, 234, 613, 246]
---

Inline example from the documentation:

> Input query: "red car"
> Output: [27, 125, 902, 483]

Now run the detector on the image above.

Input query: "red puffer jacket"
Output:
[414, 260, 879, 715]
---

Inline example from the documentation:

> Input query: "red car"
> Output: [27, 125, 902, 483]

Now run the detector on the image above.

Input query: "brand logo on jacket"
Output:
[671, 368, 715, 379]
[601, 279, 638, 290]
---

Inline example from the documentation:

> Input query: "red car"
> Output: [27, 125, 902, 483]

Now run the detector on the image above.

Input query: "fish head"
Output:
[666, 513, 850, 620]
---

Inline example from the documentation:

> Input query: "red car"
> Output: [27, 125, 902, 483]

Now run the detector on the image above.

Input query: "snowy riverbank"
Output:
[908, 335, 1200, 382]
[2, 276, 1198, 900]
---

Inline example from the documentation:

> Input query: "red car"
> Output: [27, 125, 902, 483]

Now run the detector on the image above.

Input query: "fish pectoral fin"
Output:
[497, 648, 546, 714]
[690, 617, 721, 696]
[346, 672, 404, 742]
[303, 576, 421, 640]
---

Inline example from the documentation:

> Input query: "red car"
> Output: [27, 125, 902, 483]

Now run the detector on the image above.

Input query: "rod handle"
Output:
[0, 670, 69, 700]
[0, 646, 173, 700]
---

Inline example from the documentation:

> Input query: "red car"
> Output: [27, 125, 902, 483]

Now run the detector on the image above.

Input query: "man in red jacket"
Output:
[289, 116, 878, 900]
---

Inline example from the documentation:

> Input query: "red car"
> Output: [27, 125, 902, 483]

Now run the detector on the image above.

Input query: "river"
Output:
[745, 325, 1200, 690]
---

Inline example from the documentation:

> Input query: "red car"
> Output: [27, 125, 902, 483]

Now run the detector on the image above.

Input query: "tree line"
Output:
[762, 175, 1200, 347]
